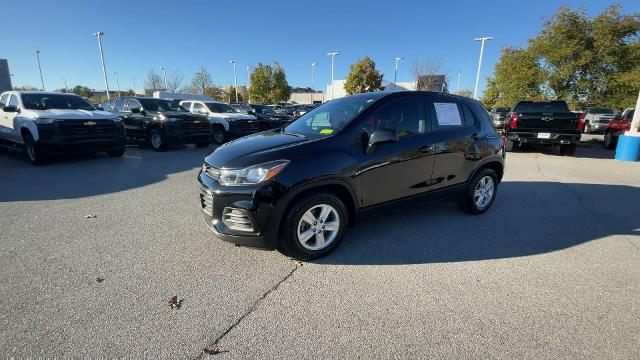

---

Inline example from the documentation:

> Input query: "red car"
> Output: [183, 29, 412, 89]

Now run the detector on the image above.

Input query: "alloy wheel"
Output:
[296, 204, 340, 251]
[151, 133, 162, 149]
[474, 176, 495, 209]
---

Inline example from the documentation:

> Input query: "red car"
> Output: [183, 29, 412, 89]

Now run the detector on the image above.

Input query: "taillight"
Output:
[509, 113, 519, 129]
[577, 113, 585, 131]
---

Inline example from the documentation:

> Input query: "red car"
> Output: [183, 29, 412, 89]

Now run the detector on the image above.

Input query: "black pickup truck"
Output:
[505, 100, 581, 156]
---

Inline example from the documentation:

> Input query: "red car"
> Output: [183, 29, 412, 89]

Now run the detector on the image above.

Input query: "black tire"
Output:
[212, 126, 226, 145]
[23, 133, 47, 165]
[459, 168, 498, 215]
[560, 143, 577, 156]
[603, 131, 617, 149]
[107, 148, 125, 157]
[505, 139, 514, 152]
[149, 129, 167, 152]
[280, 193, 348, 260]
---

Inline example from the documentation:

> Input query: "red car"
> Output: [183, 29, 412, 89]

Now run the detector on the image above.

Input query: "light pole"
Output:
[229, 60, 238, 103]
[326, 52, 339, 100]
[310, 63, 317, 104]
[393, 57, 404, 84]
[161, 67, 168, 91]
[35, 50, 45, 91]
[113, 72, 121, 97]
[61, 77, 68, 92]
[473, 36, 493, 100]
[92, 31, 110, 99]
[246, 65, 251, 103]
[456, 71, 461, 94]
[132, 76, 136, 93]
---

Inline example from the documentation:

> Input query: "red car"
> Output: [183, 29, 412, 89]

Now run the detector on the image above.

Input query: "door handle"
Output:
[420, 145, 435, 153]
[471, 133, 480, 140]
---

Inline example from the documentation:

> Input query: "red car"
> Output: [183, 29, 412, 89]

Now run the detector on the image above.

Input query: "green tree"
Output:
[70, 85, 93, 98]
[482, 47, 545, 109]
[456, 89, 474, 98]
[191, 67, 214, 95]
[344, 56, 384, 95]
[271, 62, 291, 103]
[227, 87, 244, 103]
[248, 62, 290, 103]
[203, 86, 227, 102]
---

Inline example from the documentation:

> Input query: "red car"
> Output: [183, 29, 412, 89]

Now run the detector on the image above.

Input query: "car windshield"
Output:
[21, 93, 96, 111]
[284, 94, 381, 137]
[588, 108, 614, 114]
[206, 103, 236, 113]
[138, 98, 186, 112]
[253, 105, 278, 115]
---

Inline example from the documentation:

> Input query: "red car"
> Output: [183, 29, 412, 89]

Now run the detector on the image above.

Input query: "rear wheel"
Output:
[280, 193, 348, 260]
[459, 168, 498, 214]
[24, 133, 47, 165]
[603, 131, 617, 149]
[559, 143, 576, 156]
[149, 129, 166, 152]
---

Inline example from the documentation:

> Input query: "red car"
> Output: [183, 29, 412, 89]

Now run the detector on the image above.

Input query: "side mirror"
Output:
[366, 128, 398, 154]
[130, 107, 141, 114]
[2, 105, 18, 113]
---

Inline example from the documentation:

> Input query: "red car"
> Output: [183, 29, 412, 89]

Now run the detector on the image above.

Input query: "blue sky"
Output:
[4, 0, 639, 95]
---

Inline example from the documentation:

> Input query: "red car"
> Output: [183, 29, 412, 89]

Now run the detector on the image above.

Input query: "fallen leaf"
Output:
[84, 214, 97, 219]
[96, 277, 104, 283]
[203, 345, 221, 355]
[293, 260, 304, 268]
[168, 295, 183, 310]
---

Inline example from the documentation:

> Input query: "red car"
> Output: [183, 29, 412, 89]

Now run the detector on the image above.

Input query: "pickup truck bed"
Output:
[506, 101, 581, 156]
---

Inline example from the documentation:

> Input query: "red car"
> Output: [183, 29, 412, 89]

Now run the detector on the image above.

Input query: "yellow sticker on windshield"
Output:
[320, 129, 334, 135]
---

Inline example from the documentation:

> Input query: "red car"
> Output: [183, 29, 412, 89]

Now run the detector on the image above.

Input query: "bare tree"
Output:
[191, 67, 214, 95]
[411, 58, 448, 91]
[145, 69, 163, 91]
[166, 70, 184, 92]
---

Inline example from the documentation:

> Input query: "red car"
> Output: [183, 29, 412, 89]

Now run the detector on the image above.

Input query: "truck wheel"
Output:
[24, 133, 47, 165]
[212, 126, 226, 145]
[459, 168, 498, 214]
[505, 139, 514, 152]
[280, 193, 348, 260]
[107, 148, 125, 157]
[603, 131, 617, 149]
[149, 129, 167, 152]
[560, 143, 576, 156]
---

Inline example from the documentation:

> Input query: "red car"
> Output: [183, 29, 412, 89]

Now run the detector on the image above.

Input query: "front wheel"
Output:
[459, 168, 498, 214]
[280, 193, 348, 260]
[212, 126, 226, 145]
[603, 131, 617, 149]
[24, 133, 47, 165]
[149, 129, 167, 152]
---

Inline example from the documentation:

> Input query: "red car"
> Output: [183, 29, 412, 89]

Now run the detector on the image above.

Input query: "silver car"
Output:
[583, 107, 616, 134]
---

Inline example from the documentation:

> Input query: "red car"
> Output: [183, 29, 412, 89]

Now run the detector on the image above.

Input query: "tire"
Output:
[505, 139, 514, 152]
[107, 148, 125, 157]
[149, 129, 167, 152]
[459, 168, 498, 215]
[212, 126, 226, 145]
[23, 133, 48, 165]
[560, 143, 576, 156]
[603, 131, 617, 149]
[280, 193, 348, 260]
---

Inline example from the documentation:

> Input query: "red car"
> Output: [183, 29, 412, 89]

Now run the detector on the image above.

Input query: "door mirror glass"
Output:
[366, 128, 398, 154]
[2, 105, 18, 113]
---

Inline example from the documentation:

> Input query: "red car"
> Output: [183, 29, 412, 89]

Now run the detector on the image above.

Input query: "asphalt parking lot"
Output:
[1, 136, 640, 359]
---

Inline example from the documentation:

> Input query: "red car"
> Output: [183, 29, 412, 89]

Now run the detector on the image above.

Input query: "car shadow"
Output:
[0, 143, 217, 202]
[315, 181, 640, 265]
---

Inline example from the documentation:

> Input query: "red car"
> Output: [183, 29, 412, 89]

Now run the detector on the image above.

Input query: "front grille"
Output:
[59, 120, 115, 136]
[200, 187, 213, 216]
[180, 120, 210, 130]
[202, 163, 220, 181]
[222, 208, 254, 232]
[237, 121, 260, 131]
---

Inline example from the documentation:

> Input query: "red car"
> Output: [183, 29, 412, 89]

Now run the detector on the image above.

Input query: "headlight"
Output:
[34, 118, 58, 124]
[218, 160, 289, 186]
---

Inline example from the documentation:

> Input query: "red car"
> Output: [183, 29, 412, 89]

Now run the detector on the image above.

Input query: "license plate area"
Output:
[537, 132, 551, 139]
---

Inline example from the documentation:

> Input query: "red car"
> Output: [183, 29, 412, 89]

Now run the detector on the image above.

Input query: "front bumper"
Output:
[584, 122, 608, 133]
[197, 171, 281, 248]
[164, 122, 211, 144]
[507, 131, 580, 145]
[227, 120, 261, 138]
[37, 122, 126, 154]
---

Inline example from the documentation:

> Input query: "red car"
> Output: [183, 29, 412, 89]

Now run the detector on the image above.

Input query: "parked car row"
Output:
[603, 108, 636, 149]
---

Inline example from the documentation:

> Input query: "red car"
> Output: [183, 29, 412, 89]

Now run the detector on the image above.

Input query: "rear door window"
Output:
[431, 101, 466, 130]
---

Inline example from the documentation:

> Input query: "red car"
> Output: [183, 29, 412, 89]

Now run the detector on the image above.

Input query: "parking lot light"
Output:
[92, 32, 110, 100]
[230, 60, 238, 103]
[61, 77, 67, 93]
[161, 67, 168, 91]
[326, 52, 339, 100]
[113, 72, 121, 97]
[310, 63, 317, 104]
[473, 36, 493, 100]
[35, 50, 45, 91]
[132, 76, 136, 93]
[393, 57, 404, 84]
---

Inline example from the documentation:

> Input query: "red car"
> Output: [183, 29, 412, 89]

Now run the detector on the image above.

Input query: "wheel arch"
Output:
[471, 157, 504, 183]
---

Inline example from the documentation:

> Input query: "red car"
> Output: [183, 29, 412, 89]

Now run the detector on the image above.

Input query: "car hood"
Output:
[209, 113, 257, 121]
[148, 110, 204, 119]
[22, 109, 118, 120]
[205, 131, 311, 168]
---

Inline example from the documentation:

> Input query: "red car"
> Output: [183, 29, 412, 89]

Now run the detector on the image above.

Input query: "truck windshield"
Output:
[206, 103, 236, 114]
[587, 108, 614, 114]
[22, 94, 95, 111]
[284, 94, 381, 138]
[514, 101, 569, 113]
[138, 99, 186, 112]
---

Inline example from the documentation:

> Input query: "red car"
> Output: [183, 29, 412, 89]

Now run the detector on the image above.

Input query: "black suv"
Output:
[103, 97, 211, 151]
[231, 103, 293, 130]
[198, 91, 504, 259]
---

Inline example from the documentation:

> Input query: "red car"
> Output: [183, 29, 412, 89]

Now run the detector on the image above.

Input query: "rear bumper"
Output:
[507, 131, 579, 145]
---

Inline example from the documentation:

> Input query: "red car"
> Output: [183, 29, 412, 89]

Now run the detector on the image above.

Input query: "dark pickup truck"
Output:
[505, 100, 581, 156]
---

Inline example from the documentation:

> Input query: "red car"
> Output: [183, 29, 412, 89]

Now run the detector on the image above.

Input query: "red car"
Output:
[604, 108, 636, 149]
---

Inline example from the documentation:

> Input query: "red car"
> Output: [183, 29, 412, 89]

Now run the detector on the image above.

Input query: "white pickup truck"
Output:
[0, 91, 126, 165]
[179, 100, 260, 144]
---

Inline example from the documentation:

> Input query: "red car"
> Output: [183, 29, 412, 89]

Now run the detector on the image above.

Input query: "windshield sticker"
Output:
[434, 102, 462, 126]
[320, 129, 334, 135]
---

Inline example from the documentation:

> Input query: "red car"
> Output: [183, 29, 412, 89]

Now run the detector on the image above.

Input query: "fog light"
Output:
[222, 208, 255, 232]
